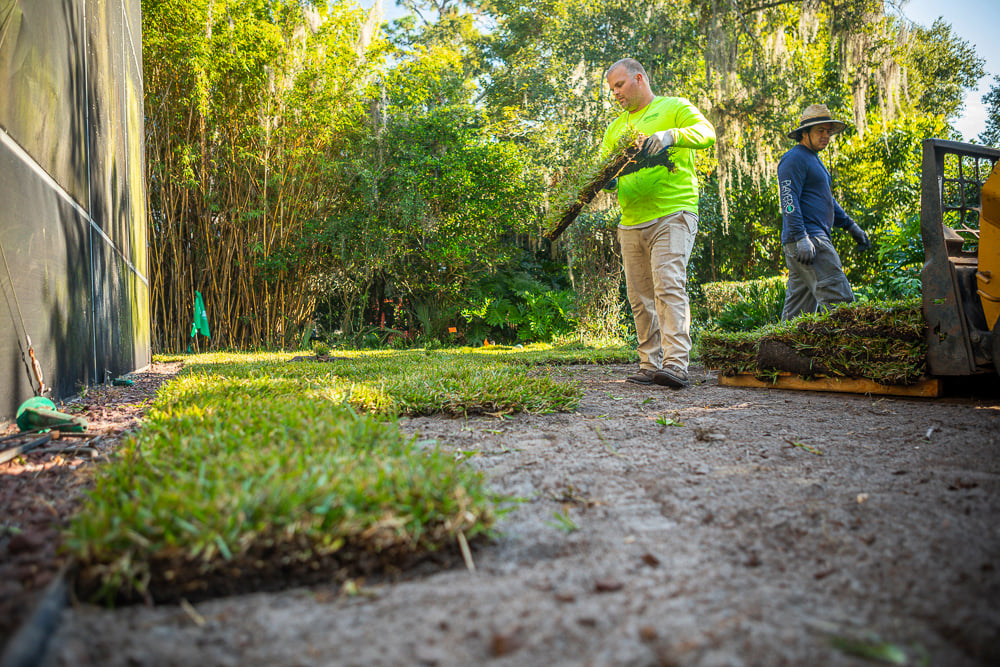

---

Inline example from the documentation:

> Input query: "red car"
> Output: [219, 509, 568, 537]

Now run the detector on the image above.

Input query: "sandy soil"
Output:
[4, 362, 1000, 666]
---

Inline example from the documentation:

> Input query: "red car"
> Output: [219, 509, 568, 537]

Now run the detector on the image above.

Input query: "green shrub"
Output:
[562, 210, 630, 342]
[702, 276, 786, 332]
[461, 281, 578, 343]
[856, 212, 924, 301]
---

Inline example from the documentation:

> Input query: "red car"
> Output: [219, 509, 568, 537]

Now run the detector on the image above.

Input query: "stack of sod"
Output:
[65, 350, 584, 604]
[699, 298, 926, 385]
[543, 128, 645, 241]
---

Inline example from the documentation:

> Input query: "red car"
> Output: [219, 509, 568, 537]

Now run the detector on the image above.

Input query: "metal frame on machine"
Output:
[920, 139, 1000, 376]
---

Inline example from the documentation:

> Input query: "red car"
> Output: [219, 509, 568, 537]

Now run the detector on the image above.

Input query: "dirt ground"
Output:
[3, 361, 1000, 666]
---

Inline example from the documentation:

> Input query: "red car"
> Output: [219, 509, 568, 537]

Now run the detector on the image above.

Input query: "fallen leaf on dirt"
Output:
[641, 553, 661, 567]
[694, 427, 724, 441]
[594, 578, 624, 592]
[312, 589, 338, 603]
[490, 628, 522, 656]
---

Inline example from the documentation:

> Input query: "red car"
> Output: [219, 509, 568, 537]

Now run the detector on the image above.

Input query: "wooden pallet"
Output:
[717, 372, 942, 398]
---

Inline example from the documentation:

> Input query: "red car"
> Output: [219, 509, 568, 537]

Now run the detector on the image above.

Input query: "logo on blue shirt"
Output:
[780, 179, 795, 214]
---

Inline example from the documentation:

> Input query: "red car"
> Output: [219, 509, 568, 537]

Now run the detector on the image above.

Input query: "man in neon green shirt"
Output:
[600, 58, 716, 388]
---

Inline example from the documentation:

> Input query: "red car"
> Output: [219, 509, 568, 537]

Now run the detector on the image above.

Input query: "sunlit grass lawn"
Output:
[67, 342, 633, 604]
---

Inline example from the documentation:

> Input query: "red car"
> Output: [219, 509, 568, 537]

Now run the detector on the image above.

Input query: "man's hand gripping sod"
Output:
[643, 130, 674, 155]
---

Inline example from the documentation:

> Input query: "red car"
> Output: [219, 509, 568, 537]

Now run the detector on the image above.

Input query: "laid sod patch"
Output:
[463, 341, 637, 366]
[66, 348, 588, 604]
[174, 349, 585, 416]
[699, 299, 926, 385]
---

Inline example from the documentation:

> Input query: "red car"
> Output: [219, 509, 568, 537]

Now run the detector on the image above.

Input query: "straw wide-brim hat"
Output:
[787, 104, 848, 139]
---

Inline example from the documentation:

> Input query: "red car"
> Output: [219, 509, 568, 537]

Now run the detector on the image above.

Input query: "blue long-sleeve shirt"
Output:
[777, 144, 853, 244]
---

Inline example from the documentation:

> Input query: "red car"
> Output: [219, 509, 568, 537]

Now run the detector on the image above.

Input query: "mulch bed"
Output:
[0, 362, 181, 653]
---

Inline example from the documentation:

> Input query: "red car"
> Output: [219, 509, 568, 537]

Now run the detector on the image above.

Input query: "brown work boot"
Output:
[626, 368, 657, 385]
[653, 365, 689, 388]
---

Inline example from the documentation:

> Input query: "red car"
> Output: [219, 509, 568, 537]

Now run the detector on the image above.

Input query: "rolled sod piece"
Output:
[543, 135, 650, 242]
[756, 339, 830, 376]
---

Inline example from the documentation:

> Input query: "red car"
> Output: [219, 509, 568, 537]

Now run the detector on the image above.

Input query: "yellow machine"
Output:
[920, 139, 1000, 376]
[977, 163, 1000, 333]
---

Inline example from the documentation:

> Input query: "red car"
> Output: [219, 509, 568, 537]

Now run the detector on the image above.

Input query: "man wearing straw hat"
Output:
[778, 103, 869, 320]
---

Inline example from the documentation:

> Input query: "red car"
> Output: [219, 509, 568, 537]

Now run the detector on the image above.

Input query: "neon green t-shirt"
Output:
[600, 96, 716, 226]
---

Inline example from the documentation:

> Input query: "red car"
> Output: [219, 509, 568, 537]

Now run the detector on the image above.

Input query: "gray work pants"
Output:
[781, 234, 854, 321]
[618, 211, 698, 371]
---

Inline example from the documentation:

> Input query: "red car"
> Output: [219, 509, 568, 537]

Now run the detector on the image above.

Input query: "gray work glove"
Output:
[603, 176, 618, 191]
[642, 130, 675, 155]
[794, 235, 817, 264]
[846, 221, 870, 250]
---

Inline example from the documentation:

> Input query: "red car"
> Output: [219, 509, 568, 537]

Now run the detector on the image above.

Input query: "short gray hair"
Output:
[606, 58, 652, 87]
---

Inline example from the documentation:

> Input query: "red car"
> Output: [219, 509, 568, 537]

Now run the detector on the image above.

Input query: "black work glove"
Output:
[846, 222, 870, 250]
[618, 143, 675, 178]
[794, 235, 817, 264]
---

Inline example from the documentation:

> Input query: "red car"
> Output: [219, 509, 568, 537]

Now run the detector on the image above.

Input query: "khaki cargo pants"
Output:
[618, 211, 698, 372]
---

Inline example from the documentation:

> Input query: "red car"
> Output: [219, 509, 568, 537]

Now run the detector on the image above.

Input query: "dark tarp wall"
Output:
[0, 0, 149, 420]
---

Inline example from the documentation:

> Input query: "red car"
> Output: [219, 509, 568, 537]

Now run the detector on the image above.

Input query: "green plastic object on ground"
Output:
[16, 397, 87, 433]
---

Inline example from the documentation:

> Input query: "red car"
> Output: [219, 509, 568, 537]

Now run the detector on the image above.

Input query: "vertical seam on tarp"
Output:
[121, 2, 127, 369]
[120, 1, 132, 369]
[83, 0, 97, 384]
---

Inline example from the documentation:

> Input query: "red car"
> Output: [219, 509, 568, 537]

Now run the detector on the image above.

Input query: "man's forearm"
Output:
[671, 104, 716, 149]
[831, 199, 853, 229]
[778, 176, 806, 240]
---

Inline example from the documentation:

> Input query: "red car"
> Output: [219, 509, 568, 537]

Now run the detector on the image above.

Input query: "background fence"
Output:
[0, 0, 149, 419]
